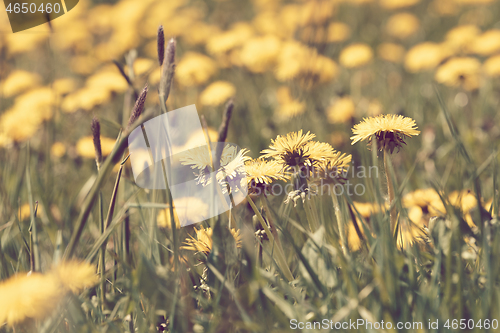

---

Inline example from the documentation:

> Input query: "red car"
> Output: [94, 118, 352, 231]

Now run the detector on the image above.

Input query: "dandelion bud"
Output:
[91, 117, 102, 167]
[127, 84, 148, 129]
[157, 25, 165, 67]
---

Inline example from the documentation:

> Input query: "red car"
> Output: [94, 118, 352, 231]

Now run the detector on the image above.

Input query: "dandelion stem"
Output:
[331, 194, 347, 256]
[247, 196, 294, 281]
[384, 150, 397, 237]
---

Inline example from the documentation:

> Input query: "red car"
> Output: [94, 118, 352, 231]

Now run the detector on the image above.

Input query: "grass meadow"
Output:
[1, 0, 500, 332]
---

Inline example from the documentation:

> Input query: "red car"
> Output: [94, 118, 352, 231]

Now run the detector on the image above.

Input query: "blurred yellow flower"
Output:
[18, 203, 44, 220]
[327, 96, 355, 124]
[51, 261, 98, 294]
[404, 42, 451, 72]
[176, 52, 218, 87]
[239, 35, 281, 73]
[468, 29, 500, 56]
[0, 273, 63, 326]
[52, 78, 77, 96]
[86, 69, 129, 94]
[275, 86, 306, 118]
[1, 70, 41, 97]
[149, 68, 162, 85]
[76, 136, 116, 159]
[206, 23, 254, 55]
[52, 19, 92, 52]
[378, 43, 405, 63]
[69, 55, 99, 75]
[327, 22, 351, 43]
[430, 0, 458, 15]
[435, 57, 481, 91]
[6, 29, 49, 55]
[157, 198, 210, 228]
[483, 55, 500, 77]
[379, 0, 420, 9]
[199, 81, 236, 106]
[51, 142, 66, 158]
[183, 22, 221, 46]
[302, 54, 339, 86]
[353, 201, 387, 218]
[385, 13, 419, 39]
[275, 41, 310, 81]
[61, 87, 112, 112]
[128, 58, 154, 77]
[444, 25, 480, 53]
[339, 43, 373, 68]
[351, 114, 420, 153]
[299, 0, 336, 26]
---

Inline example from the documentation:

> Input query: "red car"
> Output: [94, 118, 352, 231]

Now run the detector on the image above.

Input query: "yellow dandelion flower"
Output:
[385, 13, 419, 39]
[396, 219, 428, 250]
[351, 114, 420, 153]
[311, 151, 352, 184]
[176, 52, 218, 87]
[0, 273, 63, 326]
[199, 81, 236, 106]
[245, 158, 290, 186]
[206, 23, 254, 55]
[483, 55, 500, 77]
[239, 35, 281, 73]
[261, 130, 320, 167]
[444, 25, 480, 53]
[434, 57, 481, 91]
[51, 261, 98, 294]
[275, 87, 306, 118]
[181, 226, 241, 256]
[302, 54, 339, 85]
[327, 22, 351, 43]
[6, 29, 49, 55]
[379, 0, 420, 10]
[61, 87, 112, 112]
[18, 203, 44, 220]
[339, 43, 373, 68]
[76, 136, 116, 159]
[403, 188, 443, 209]
[378, 43, 406, 63]
[404, 42, 451, 73]
[1, 70, 41, 97]
[51, 142, 66, 158]
[184, 22, 221, 46]
[468, 30, 500, 56]
[0, 107, 40, 142]
[157, 208, 180, 229]
[327, 96, 355, 124]
[347, 222, 365, 252]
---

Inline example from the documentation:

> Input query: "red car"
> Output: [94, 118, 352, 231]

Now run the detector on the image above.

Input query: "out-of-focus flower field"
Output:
[1, 0, 500, 331]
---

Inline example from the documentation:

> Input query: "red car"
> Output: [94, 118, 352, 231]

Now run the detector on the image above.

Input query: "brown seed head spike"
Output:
[157, 25, 165, 67]
[127, 84, 148, 129]
[91, 117, 102, 167]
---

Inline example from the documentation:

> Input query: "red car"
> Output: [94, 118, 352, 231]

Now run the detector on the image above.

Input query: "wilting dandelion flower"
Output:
[351, 114, 420, 153]
[0, 273, 63, 326]
[199, 81, 236, 106]
[181, 226, 242, 256]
